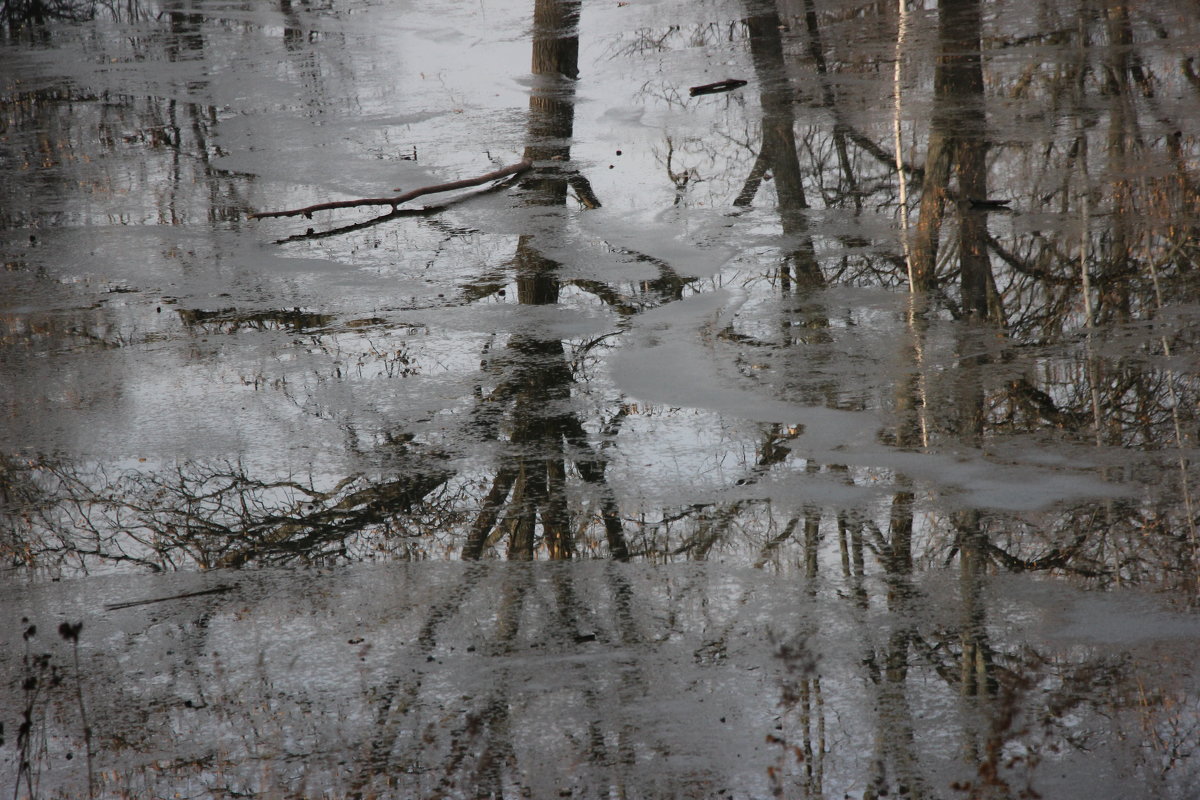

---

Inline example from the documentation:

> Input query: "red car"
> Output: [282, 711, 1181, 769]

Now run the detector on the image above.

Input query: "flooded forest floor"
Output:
[2, 0, 1200, 797]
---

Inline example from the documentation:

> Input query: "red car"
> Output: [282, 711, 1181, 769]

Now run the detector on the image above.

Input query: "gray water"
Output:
[2, 0, 1199, 797]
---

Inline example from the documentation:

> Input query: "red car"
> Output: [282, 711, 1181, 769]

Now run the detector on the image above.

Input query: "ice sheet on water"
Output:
[4, 563, 1197, 799]
[1051, 592, 1200, 643]
[579, 207, 740, 278]
[611, 290, 1130, 511]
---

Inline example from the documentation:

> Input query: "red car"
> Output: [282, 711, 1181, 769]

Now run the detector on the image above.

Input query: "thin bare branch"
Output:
[250, 158, 533, 220]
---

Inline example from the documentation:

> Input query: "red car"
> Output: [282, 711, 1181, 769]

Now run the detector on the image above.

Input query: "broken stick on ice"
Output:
[689, 79, 748, 96]
[250, 158, 533, 220]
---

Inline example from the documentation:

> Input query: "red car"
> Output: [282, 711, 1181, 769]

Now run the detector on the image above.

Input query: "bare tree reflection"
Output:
[908, 0, 996, 320]
[3, 0, 1200, 794]
[1, 0, 103, 33]
[460, 0, 628, 563]
[741, 3, 823, 293]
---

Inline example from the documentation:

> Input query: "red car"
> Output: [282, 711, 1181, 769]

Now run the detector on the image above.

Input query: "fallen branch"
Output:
[250, 158, 533, 220]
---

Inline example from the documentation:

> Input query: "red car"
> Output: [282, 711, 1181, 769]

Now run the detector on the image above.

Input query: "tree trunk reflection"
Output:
[911, 0, 995, 319]
[743, 3, 823, 292]
[461, 0, 628, 562]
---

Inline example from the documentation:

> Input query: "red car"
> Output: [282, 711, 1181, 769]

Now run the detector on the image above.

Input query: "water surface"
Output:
[2, 0, 1199, 797]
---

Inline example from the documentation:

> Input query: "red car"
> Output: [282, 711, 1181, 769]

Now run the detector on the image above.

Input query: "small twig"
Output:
[250, 158, 533, 220]
[689, 78, 748, 96]
[105, 584, 234, 610]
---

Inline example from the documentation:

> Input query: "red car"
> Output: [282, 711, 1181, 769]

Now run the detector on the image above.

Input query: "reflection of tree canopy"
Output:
[4, 0, 1200, 797]
[2, 0, 99, 30]
[1, 0, 1195, 579]
[4, 456, 458, 570]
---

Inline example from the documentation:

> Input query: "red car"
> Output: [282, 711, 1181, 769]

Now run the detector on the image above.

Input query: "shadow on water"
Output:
[2, 0, 1200, 796]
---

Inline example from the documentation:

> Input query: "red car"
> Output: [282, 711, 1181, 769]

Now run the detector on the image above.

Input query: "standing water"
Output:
[2, 0, 1199, 797]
